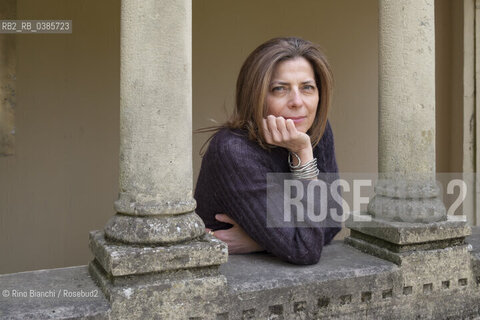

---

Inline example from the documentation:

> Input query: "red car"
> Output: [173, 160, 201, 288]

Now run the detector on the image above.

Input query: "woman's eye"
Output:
[303, 85, 315, 91]
[272, 86, 285, 92]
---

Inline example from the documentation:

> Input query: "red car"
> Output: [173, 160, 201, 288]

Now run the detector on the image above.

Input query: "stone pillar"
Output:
[368, 0, 445, 223]
[104, 0, 203, 244]
[89, 1, 228, 319]
[346, 0, 471, 274]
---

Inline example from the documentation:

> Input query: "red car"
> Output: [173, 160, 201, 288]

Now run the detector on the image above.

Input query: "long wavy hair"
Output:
[197, 37, 334, 153]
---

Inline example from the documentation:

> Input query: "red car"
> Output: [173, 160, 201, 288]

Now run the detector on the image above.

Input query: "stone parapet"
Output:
[0, 266, 110, 320]
[3, 239, 480, 319]
[213, 241, 479, 319]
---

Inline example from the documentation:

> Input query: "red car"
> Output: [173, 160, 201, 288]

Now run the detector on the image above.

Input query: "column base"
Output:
[89, 259, 227, 320]
[88, 231, 228, 319]
[345, 213, 474, 293]
[89, 230, 228, 276]
[104, 212, 205, 244]
[368, 194, 446, 223]
[345, 212, 471, 264]
[344, 236, 473, 293]
[345, 213, 470, 245]
[345, 234, 469, 265]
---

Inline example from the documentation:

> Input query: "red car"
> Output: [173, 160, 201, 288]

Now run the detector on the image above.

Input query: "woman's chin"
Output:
[294, 124, 308, 133]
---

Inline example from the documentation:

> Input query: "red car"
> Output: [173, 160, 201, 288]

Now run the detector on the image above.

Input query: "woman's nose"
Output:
[287, 89, 303, 108]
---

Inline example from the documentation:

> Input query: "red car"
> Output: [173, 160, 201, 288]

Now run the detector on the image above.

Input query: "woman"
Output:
[194, 37, 341, 265]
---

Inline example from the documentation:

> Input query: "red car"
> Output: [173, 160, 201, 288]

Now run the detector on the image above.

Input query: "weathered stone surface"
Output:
[467, 228, 480, 282]
[220, 242, 397, 293]
[345, 236, 406, 265]
[216, 242, 404, 319]
[346, 213, 470, 244]
[378, 0, 436, 176]
[467, 226, 480, 254]
[349, 229, 466, 253]
[89, 258, 228, 320]
[3, 239, 480, 319]
[116, 0, 194, 217]
[90, 230, 228, 276]
[346, 233, 471, 266]
[103, 211, 205, 244]
[399, 245, 472, 287]
[105, 0, 199, 244]
[214, 242, 480, 319]
[368, 194, 446, 223]
[0, 266, 110, 320]
[374, 177, 440, 198]
[114, 192, 197, 216]
[374, 0, 447, 224]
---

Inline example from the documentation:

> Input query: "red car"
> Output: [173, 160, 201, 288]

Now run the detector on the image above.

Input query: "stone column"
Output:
[104, 0, 203, 244]
[346, 0, 471, 273]
[368, 0, 445, 223]
[89, 1, 227, 319]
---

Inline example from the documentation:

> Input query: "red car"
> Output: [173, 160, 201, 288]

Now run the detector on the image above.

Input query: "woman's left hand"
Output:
[208, 214, 263, 254]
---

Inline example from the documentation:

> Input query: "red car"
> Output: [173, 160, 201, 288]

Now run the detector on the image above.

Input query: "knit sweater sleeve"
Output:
[204, 126, 341, 265]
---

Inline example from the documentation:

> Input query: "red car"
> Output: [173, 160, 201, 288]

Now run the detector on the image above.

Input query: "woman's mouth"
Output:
[285, 117, 306, 124]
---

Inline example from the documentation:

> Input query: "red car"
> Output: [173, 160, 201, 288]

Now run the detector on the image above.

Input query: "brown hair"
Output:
[197, 37, 334, 152]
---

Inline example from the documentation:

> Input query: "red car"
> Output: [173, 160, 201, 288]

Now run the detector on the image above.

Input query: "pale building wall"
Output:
[0, 0, 16, 156]
[0, 0, 463, 274]
[0, 0, 120, 274]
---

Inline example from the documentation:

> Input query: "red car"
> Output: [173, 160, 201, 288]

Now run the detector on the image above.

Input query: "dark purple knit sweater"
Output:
[194, 121, 341, 265]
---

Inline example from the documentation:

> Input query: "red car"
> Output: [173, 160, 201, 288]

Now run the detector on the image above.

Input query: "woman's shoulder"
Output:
[210, 127, 248, 145]
[314, 119, 338, 173]
[208, 127, 265, 160]
[321, 119, 334, 141]
[314, 120, 334, 149]
[198, 127, 272, 179]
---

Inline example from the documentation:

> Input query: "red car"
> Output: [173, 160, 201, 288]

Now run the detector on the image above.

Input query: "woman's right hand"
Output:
[262, 115, 314, 165]
[206, 214, 264, 254]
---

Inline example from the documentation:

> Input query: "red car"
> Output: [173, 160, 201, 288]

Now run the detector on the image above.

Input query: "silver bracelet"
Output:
[288, 152, 319, 179]
[292, 166, 319, 179]
[292, 169, 319, 179]
[288, 151, 302, 169]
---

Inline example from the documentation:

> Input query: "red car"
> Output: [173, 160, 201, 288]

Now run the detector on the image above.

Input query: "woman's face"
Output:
[265, 57, 319, 133]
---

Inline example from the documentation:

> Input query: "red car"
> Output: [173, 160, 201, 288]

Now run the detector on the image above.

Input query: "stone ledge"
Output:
[213, 242, 479, 319]
[0, 266, 110, 320]
[89, 230, 228, 277]
[346, 213, 471, 244]
[220, 241, 398, 293]
[2, 240, 480, 319]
